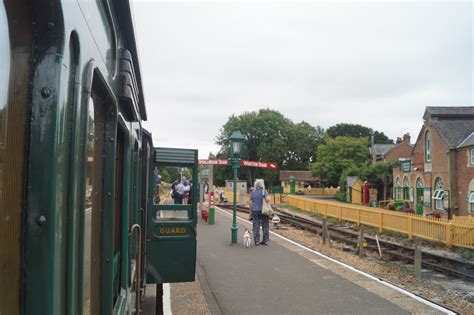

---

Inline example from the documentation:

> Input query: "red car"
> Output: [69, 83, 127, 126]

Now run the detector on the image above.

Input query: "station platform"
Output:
[195, 207, 448, 315]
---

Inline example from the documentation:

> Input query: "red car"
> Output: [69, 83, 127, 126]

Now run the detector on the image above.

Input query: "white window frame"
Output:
[469, 192, 474, 213]
[470, 149, 474, 165]
[432, 189, 444, 210]
[425, 131, 432, 163]
[394, 178, 402, 201]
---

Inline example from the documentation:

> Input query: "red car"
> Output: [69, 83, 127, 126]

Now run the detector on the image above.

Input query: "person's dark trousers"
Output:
[174, 194, 183, 204]
[252, 212, 270, 244]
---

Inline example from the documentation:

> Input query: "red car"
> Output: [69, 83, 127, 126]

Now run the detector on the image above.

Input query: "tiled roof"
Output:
[425, 106, 474, 147]
[431, 119, 474, 147]
[457, 132, 474, 149]
[426, 106, 474, 117]
[279, 170, 318, 181]
[371, 144, 396, 157]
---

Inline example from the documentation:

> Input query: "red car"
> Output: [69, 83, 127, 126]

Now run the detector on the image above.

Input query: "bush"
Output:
[337, 192, 346, 202]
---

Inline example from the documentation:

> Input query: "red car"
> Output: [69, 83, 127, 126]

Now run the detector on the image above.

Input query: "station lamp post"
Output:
[229, 129, 244, 244]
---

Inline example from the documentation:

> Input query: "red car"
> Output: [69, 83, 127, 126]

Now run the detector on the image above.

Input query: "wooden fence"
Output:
[221, 191, 286, 204]
[306, 188, 340, 196]
[287, 195, 474, 249]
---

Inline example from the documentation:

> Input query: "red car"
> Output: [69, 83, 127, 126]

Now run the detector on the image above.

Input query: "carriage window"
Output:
[85, 81, 108, 312]
[83, 99, 95, 313]
[153, 166, 194, 220]
[0, 2, 10, 215]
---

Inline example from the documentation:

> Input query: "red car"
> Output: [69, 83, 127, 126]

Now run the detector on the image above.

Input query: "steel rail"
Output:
[218, 204, 474, 282]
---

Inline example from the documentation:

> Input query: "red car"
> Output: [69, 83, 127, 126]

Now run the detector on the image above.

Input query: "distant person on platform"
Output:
[250, 179, 271, 246]
[306, 184, 312, 193]
[183, 178, 191, 204]
[174, 180, 186, 204]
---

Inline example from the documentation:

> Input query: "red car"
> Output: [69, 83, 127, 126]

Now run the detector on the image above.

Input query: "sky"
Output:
[132, 1, 473, 159]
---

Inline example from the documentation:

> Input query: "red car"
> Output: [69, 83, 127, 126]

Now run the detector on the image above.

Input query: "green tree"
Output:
[216, 109, 292, 186]
[372, 162, 396, 201]
[338, 161, 396, 201]
[215, 109, 325, 187]
[310, 136, 369, 186]
[284, 122, 326, 170]
[327, 123, 393, 144]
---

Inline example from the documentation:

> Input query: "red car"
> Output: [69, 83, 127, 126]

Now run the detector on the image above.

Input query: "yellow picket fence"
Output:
[452, 215, 474, 226]
[287, 195, 474, 249]
[222, 191, 287, 204]
[306, 187, 340, 196]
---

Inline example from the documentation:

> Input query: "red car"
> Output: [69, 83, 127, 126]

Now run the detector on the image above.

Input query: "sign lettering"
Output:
[198, 159, 229, 165]
[198, 159, 278, 169]
[159, 227, 186, 234]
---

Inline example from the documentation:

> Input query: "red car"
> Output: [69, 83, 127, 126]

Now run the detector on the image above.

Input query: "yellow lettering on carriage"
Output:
[159, 227, 186, 234]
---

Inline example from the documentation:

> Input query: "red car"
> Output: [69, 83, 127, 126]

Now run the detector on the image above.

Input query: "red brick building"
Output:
[370, 133, 413, 163]
[393, 106, 474, 218]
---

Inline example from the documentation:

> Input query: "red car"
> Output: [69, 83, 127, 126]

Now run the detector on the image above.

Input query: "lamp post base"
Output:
[231, 225, 238, 244]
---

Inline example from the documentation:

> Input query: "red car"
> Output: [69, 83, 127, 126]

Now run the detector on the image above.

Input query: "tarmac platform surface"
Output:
[196, 207, 445, 315]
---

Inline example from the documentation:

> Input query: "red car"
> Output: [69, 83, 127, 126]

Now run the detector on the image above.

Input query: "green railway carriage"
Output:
[0, 1, 198, 314]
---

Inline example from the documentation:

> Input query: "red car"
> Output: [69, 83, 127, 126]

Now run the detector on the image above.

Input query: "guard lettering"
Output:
[159, 227, 186, 234]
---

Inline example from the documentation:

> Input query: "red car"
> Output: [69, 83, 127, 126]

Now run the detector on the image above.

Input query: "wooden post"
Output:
[379, 211, 383, 233]
[322, 218, 327, 245]
[325, 220, 332, 248]
[359, 226, 365, 258]
[414, 237, 422, 279]
[408, 215, 413, 239]
[446, 223, 453, 247]
[357, 208, 361, 226]
[322, 218, 332, 247]
[375, 234, 383, 259]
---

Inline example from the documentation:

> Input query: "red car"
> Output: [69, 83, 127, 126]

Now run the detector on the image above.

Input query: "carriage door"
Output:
[146, 147, 198, 283]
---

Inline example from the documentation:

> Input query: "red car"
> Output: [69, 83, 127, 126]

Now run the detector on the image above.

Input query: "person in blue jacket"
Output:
[250, 179, 271, 246]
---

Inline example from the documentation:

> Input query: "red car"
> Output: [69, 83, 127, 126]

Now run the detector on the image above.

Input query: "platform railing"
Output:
[287, 195, 474, 249]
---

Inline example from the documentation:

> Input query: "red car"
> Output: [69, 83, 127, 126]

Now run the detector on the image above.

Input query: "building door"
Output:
[415, 178, 424, 215]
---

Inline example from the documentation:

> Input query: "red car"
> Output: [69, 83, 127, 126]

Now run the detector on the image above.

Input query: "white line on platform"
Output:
[163, 283, 172, 315]
[214, 206, 457, 315]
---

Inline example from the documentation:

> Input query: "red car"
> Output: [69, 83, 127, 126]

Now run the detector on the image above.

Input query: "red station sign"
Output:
[199, 159, 278, 170]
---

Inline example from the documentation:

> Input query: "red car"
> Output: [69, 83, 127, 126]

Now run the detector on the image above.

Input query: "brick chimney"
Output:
[403, 133, 411, 144]
[396, 137, 402, 144]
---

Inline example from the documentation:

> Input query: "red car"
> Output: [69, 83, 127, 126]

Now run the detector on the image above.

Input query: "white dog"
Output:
[243, 229, 252, 248]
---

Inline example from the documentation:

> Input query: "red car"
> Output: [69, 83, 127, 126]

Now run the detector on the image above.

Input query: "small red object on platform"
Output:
[201, 210, 209, 222]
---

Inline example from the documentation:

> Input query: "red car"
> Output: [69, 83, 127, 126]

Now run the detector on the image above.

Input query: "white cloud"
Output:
[135, 1, 473, 159]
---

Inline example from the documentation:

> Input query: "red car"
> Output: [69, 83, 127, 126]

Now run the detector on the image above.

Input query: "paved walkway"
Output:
[196, 207, 444, 315]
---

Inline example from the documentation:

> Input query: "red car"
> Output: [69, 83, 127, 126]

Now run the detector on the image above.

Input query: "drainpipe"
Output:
[447, 148, 457, 219]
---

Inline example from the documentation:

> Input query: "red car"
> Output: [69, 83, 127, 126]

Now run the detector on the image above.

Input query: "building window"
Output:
[403, 177, 410, 201]
[471, 149, 474, 165]
[425, 131, 432, 163]
[432, 177, 444, 210]
[394, 178, 402, 201]
[469, 192, 474, 213]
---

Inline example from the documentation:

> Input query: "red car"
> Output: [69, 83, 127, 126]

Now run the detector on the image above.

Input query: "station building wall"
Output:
[456, 147, 474, 215]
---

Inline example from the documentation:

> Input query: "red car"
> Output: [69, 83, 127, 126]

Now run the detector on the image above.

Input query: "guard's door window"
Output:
[152, 166, 194, 220]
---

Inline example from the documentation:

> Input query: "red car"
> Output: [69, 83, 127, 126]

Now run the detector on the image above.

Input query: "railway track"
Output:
[218, 204, 474, 282]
